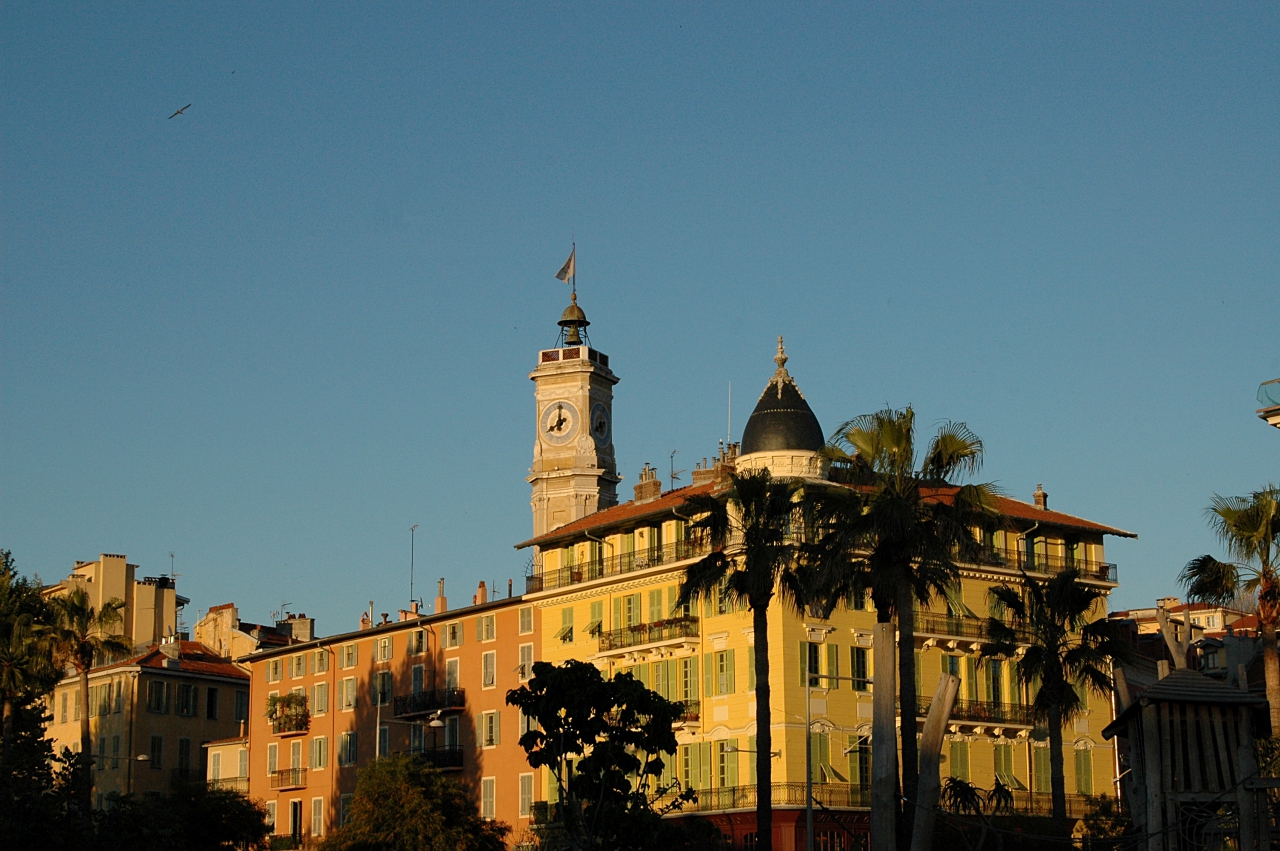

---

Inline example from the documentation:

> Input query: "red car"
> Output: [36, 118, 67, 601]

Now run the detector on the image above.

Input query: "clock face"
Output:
[590, 402, 611, 446]
[540, 400, 579, 446]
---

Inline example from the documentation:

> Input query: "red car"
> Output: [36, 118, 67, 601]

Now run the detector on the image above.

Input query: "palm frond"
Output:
[922, 421, 984, 481]
[1180, 554, 1242, 606]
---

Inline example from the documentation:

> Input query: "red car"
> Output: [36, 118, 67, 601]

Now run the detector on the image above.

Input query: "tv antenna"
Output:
[669, 450, 685, 489]
[410, 524, 419, 607]
[271, 601, 292, 622]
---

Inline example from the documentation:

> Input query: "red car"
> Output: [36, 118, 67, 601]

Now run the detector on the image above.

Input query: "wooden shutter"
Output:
[725, 649, 736, 694]
[827, 644, 839, 689]
[704, 653, 714, 698]
[747, 646, 756, 691]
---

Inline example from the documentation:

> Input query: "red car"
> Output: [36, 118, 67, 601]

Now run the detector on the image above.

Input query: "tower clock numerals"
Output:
[540, 400, 580, 446]
[590, 402, 611, 447]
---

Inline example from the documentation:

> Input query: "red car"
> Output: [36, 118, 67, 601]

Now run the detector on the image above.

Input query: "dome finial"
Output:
[774, 336, 788, 372]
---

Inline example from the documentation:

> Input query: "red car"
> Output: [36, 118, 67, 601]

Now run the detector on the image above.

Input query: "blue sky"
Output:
[2, 3, 1277, 634]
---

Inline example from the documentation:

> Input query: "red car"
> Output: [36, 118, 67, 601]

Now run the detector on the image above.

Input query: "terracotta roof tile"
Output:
[515, 482, 720, 548]
[96, 641, 248, 680]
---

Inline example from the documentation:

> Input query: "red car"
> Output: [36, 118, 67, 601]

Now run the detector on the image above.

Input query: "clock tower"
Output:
[527, 294, 620, 536]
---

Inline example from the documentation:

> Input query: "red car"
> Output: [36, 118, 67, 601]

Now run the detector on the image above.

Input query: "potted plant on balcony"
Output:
[266, 692, 309, 734]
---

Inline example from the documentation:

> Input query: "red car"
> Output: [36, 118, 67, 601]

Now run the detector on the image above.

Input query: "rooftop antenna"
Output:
[169, 551, 176, 581]
[669, 449, 685, 489]
[410, 524, 419, 607]
[271, 602, 292, 623]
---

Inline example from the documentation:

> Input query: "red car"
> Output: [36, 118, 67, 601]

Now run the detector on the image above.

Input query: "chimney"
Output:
[435, 578, 447, 615]
[508, 578, 513, 598]
[1033, 484, 1048, 510]
[634, 463, 662, 503]
[691, 457, 716, 486]
[380, 612, 390, 625]
[359, 611, 372, 631]
[475, 581, 488, 606]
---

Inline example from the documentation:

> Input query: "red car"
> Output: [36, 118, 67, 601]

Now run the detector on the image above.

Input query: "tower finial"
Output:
[774, 336, 788, 371]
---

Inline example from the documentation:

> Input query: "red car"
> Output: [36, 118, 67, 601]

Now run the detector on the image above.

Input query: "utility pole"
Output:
[410, 524, 419, 605]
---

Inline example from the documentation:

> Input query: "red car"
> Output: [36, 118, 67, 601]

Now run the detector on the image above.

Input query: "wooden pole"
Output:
[909, 672, 959, 851]
[872, 623, 897, 851]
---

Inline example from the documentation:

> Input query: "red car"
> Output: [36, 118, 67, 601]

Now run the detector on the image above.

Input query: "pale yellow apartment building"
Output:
[515, 301, 1134, 850]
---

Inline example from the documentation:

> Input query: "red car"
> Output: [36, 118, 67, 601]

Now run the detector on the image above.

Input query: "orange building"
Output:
[223, 582, 540, 846]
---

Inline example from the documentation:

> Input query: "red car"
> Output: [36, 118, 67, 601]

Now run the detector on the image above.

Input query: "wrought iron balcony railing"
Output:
[913, 611, 1030, 644]
[902, 697, 1036, 727]
[656, 782, 872, 813]
[392, 688, 466, 718]
[974, 547, 1117, 583]
[208, 776, 250, 793]
[269, 767, 307, 790]
[598, 616, 700, 652]
[676, 698, 700, 724]
[527, 538, 711, 594]
[416, 745, 464, 769]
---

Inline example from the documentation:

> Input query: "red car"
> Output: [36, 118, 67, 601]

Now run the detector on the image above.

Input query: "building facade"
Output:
[232, 583, 541, 846]
[42, 553, 186, 652]
[44, 639, 250, 806]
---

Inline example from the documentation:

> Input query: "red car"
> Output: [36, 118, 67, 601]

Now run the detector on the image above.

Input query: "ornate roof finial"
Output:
[774, 336, 788, 371]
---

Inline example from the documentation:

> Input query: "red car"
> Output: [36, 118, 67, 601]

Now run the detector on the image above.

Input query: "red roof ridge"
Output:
[515, 481, 720, 549]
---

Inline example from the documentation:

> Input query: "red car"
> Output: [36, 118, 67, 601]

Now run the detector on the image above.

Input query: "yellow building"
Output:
[517, 304, 1134, 850]
[42, 553, 186, 652]
[45, 639, 250, 806]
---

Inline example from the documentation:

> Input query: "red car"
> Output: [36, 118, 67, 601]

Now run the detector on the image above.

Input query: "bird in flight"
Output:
[168, 104, 192, 119]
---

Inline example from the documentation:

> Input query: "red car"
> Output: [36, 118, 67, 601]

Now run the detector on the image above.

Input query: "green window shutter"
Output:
[629, 593, 643, 627]
[748, 735, 757, 784]
[800, 642, 809, 687]
[667, 585, 678, 617]
[637, 663, 650, 688]
[613, 598, 622, 631]
[704, 591, 714, 620]
[688, 656, 699, 700]
[1075, 749, 1093, 795]
[966, 658, 978, 701]
[649, 589, 663, 622]
[914, 650, 922, 699]
[726, 649, 736, 694]
[704, 653, 714, 698]
[699, 742, 713, 790]
[949, 741, 970, 781]
[1033, 747, 1051, 792]
[726, 739, 739, 786]
[748, 646, 756, 691]
[827, 644, 840, 690]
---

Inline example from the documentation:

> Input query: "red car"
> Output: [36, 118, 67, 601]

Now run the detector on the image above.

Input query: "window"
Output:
[519, 773, 534, 817]
[378, 725, 389, 758]
[265, 802, 276, 831]
[72, 688, 80, 720]
[519, 644, 534, 681]
[851, 647, 869, 691]
[444, 715, 460, 749]
[376, 636, 393, 662]
[206, 686, 219, 720]
[480, 711, 501, 747]
[477, 614, 496, 642]
[234, 691, 249, 722]
[60, 691, 68, 723]
[267, 742, 278, 774]
[211, 752, 221, 780]
[313, 682, 329, 714]
[949, 740, 970, 781]
[587, 601, 603, 637]
[445, 658, 460, 690]
[443, 622, 462, 648]
[338, 732, 358, 766]
[408, 629, 425, 655]
[1075, 747, 1094, 795]
[373, 671, 392, 706]
[557, 608, 574, 644]
[717, 739, 739, 787]
[147, 680, 169, 714]
[1032, 745, 1051, 792]
[266, 659, 283, 683]
[176, 683, 198, 717]
[994, 742, 1020, 788]
[291, 654, 306, 678]
[312, 798, 325, 837]
[649, 589, 664, 622]
[412, 664, 424, 695]
[520, 708, 536, 735]
[340, 678, 357, 711]
[410, 722, 426, 754]
[483, 651, 497, 688]
[150, 735, 163, 769]
[238, 748, 248, 778]
[680, 656, 699, 701]
[481, 777, 496, 820]
[801, 642, 821, 687]
[314, 649, 329, 673]
[111, 735, 120, 768]
[177, 738, 192, 776]
[519, 606, 534, 635]
[847, 735, 871, 787]
[712, 650, 736, 695]
[339, 644, 357, 668]
[339, 794, 353, 827]
[97, 737, 106, 770]
[311, 737, 328, 769]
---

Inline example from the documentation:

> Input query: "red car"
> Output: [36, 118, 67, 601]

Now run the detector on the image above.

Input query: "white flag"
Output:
[555, 247, 575, 284]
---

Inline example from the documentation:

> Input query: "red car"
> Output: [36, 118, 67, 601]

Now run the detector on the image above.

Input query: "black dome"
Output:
[740, 339, 825, 455]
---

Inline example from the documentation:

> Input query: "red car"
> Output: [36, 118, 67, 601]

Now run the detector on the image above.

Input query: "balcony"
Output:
[913, 611, 1029, 645]
[656, 783, 872, 813]
[904, 697, 1036, 728]
[392, 687, 466, 718]
[526, 538, 711, 594]
[269, 767, 307, 790]
[598, 616, 700, 654]
[208, 776, 250, 793]
[973, 547, 1117, 584]
[414, 745, 464, 769]
[272, 711, 310, 736]
[675, 698, 700, 725]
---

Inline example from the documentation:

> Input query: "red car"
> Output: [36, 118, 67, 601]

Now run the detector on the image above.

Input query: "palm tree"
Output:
[43, 588, 130, 820]
[1180, 486, 1280, 732]
[813, 406, 998, 826]
[677, 469, 809, 851]
[0, 613, 54, 766]
[983, 568, 1128, 820]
